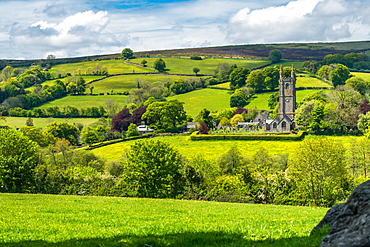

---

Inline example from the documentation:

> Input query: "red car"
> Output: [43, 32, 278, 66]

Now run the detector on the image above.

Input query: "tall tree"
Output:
[121, 139, 184, 198]
[330, 64, 351, 87]
[44, 122, 80, 145]
[288, 138, 350, 206]
[246, 70, 265, 92]
[229, 67, 250, 90]
[0, 129, 40, 192]
[154, 58, 166, 72]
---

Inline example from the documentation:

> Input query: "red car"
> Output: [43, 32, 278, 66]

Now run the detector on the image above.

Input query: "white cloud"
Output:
[226, 0, 370, 44]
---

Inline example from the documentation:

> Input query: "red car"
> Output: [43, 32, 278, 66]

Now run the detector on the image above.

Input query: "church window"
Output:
[282, 122, 286, 128]
[285, 83, 290, 89]
[273, 123, 277, 129]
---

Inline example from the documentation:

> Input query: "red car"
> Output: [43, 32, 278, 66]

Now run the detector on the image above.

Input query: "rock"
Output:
[314, 180, 370, 247]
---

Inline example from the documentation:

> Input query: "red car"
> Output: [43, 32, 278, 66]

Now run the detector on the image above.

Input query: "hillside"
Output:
[2, 41, 370, 69]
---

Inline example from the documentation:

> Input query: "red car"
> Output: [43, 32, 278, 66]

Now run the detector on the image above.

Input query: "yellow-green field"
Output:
[2, 117, 99, 129]
[296, 76, 332, 88]
[208, 82, 231, 89]
[34, 95, 127, 110]
[91, 134, 363, 162]
[49, 60, 155, 75]
[130, 57, 271, 75]
[167, 88, 232, 118]
[351, 72, 370, 81]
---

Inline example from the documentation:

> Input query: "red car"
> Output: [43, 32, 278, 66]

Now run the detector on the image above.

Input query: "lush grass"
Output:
[90, 74, 209, 94]
[208, 82, 231, 89]
[167, 88, 232, 118]
[130, 57, 270, 75]
[0, 193, 328, 247]
[247, 89, 330, 110]
[49, 60, 156, 75]
[351, 72, 370, 81]
[35, 95, 127, 110]
[1, 117, 100, 129]
[272, 60, 304, 69]
[296, 76, 332, 88]
[91, 134, 362, 162]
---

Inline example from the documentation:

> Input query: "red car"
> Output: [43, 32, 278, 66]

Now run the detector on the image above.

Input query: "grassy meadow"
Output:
[295, 76, 332, 88]
[49, 60, 156, 75]
[1, 117, 99, 129]
[91, 134, 362, 162]
[90, 74, 209, 94]
[34, 95, 127, 110]
[351, 72, 370, 81]
[129, 57, 271, 75]
[0, 193, 328, 247]
[167, 88, 232, 118]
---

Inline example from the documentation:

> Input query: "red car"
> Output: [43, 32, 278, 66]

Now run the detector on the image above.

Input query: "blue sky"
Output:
[0, 0, 369, 59]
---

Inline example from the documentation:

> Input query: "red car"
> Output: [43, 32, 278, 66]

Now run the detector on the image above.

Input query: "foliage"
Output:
[193, 67, 200, 75]
[295, 100, 325, 132]
[329, 64, 351, 87]
[121, 139, 184, 198]
[195, 108, 214, 129]
[229, 67, 250, 90]
[215, 62, 236, 82]
[198, 122, 208, 134]
[121, 48, 134, 59]
[154, 58, 166, 72]
[44, 122, 80, 145]
[81, 126, 99, 145]
[268, 92, 279, 109]
[268, 49, 283, 63]
[126, 123, 139, 137]
[357, 111, 370, 134]
[229, 114, 244, 126]
[20, 126, 54, 147]
[111, 106, 147, 133]
[345, 76, 369, 94]
[0, 129, 40, 192]
[288, 138, 351, 206]
[246, 69, 266, 92]
[142, 100, 187, 131]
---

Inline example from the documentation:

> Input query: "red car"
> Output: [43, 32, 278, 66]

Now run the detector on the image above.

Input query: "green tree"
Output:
[154, 58, 166, 72]
[126, 123, 139, 137]
[121, 48, 134, 59]
[268, 49, 283, 63]
[317, 65, 334, 81]
[81, 126, 99, 145]
[230, 88, 247, 108]
[295, 100, 325, 132]
[0, 129, 40, 192]
[263, 66, 279, 90]
[215, 63, 235, 82]
[142, 100, 187, 131]
[217, 146, 247, 174]
[357, 111, 370, 134]
[121, 139, 184, 198]
[44, 122, 80, 145]
[345, 76, 369, 95]
[268, 92, 279, 110]
[140, 59, 148, 67]
[1, 65, 14, 82]
[195, 108, 214, 129]
[246, 70, 265, 92]
[346, 137, 370, 179]
[20, 126, 55, 147]
[330, 64, 351, 87]
[229, 67, 250, 90]
[193, 67, 200, 76]
[288, 138, 350, 206]
[26, 117, 34, 126]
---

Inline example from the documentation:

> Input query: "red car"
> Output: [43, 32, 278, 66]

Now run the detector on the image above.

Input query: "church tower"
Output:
[278, 65, 296, 119]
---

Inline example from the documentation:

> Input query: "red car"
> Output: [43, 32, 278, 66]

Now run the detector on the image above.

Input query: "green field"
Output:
[208, 82, 231, 89]
[274, 60, 305, 69]
[351, 72, 370, 81]
[91, 134, 361, 162]
[167, 88, 232, 118]
[296, 76, 332, 88]
[0, 193, 328, 247]
[1, 117, 100, 129]
[90, 74, 209, 94]
[34, 95, 127, 110]
[247, 89, 330, 110]
[49, 60, 155, 75]
[130, 57, 270, 75]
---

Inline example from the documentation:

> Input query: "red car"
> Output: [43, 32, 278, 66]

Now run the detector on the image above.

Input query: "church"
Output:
[256, 65, 296, 132]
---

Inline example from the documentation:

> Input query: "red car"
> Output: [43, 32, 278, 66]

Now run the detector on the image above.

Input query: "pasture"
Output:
[90, 74, 209, 94]
[2, 117, 99, 129]
[35, 95, 127, 110]
[91, 134, 362, 162]
[295, 76, 332, 88]
[167, 88, 232, 118]
[351, 72, 370, 81]
[49, 60, 155, 75]
[247, 89, 330, 110]
[129, 57, 271, 75]
[0, 193, 328, 247]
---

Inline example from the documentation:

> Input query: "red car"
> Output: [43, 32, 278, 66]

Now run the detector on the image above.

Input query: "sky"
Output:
[0, 0, 369, 59]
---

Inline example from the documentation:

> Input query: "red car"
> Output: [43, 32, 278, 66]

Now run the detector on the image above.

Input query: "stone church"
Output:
[257, 65, 296, 132]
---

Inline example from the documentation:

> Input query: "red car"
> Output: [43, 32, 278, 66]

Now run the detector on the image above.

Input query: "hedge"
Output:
[83, 133, 154, 150]
[189, 131, 306, 141]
